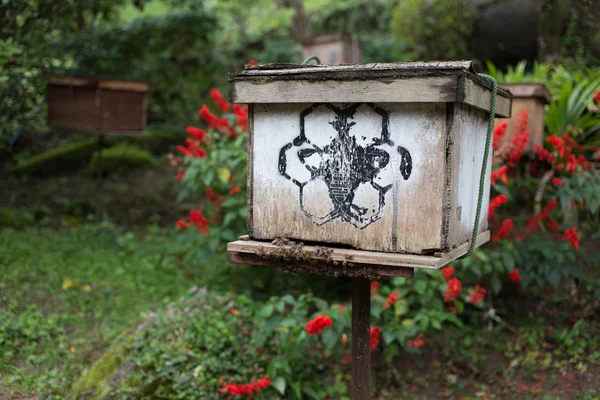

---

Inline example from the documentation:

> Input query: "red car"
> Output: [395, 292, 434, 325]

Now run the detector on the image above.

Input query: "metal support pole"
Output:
[352, 277, 371, 400]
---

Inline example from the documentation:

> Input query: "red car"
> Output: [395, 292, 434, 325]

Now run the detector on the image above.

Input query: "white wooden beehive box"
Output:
[228, 61, 511, 263]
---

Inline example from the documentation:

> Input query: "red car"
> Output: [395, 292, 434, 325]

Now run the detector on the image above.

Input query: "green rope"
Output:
[302, 56, 322, 65]
[463, 74, 498, 258]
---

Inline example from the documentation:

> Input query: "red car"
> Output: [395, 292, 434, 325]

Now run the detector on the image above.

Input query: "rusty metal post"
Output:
[352, 277, 371, 399]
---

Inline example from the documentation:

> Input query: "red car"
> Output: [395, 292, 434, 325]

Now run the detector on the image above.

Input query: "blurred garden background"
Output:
[1, 0, 600, 399]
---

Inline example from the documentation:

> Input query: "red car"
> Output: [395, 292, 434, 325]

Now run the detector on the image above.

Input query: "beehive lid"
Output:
[229, 60, 512, 117]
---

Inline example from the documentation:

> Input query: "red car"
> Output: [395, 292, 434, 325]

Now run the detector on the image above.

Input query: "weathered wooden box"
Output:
[229, 61, 511, 260]
[494, 83, 551, 153]
[46, 74, 149, 134]
[302, 33, 361, 64]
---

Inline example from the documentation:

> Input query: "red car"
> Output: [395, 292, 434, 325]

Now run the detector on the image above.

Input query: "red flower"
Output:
[341, 333, 348, 345]
[176, 172, 185, 180]
[449, 306, 457, 314]
[176, 220, 189, 230]
[492, 218, 514, 241]
[594, 91, 600, 103]
[187, 210, 209, 234]
[441, 266, 454, 281]
[177, 139, 208, 158]
[220, 375, 271, 397]
[493, 121, 508, 150]
[552, 177, 563, 187]
[230, 308, 239, 315]
[205, 188, 224, 204]
[563, 226, 580, 250]
[507, 109, 531, 167]
[534, 144, 556, 164]
[407, 336, 426, 348]
[338, 304, 347, 313]
[210, 88, 230, 113]
[199, 104, 230, 131]
[444, 277, 462, 302]
[370, 326, 381, 350]
[229, 186, 242, 195]
[491, 166, 509, 185]
[233, 104, 248, 131]
[546, 220, 560, 232]
[371, 281, 379, 298]
[247, 60, 259, 66]
[305, 314, 333, 335]
[469, 284, 486, 304]
[488, 194, 508, 219]
[342, 353, 352, 364]
[508, 269, 522, 283]
[185, 126, 206, 142]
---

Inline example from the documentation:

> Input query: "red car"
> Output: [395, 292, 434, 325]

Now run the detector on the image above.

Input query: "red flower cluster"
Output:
[233, 104, 248, 131]
[176, 220, 189, 230]
[210, 88, 230, 113]
[205, 188, 225, 205]
[383, 291, 400, 308]
[492, 122, 508, 150]
[305, 315, 333, 335]
[200, 104, 229, 129]
[441, 266, 454, 280]
[186, 209, 209, 234]
[370, 326, 381, 350]
[491, 165, 508, 185]
[534, 144, 557, 164]
[552, 177, 563, 187]
[219, 375, 271, 397]
[407, 337, 426, 348]
[185, 126, 206, 143]
[526, 199, 558, 230]
[488, 194, 508, 219]
[338, 304, 347, 313]
[371, 281, 379, 298]
[469, 284, 486, 304]
[492, 218, 514, 242]
[506, 109, 531, 167]
[508, 269, 522, 283]
[546, 134, 590, 173]
[594, 91, 600, 103]
[563, 226, 580, 250]
[341, 333, 348, 345]
[177, 138, 208, 158]
[444, 277, 462, 302]
[229, 186, 242, 195]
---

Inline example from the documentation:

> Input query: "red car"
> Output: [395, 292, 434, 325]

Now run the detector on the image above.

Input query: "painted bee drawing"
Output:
[278, 103, 412, 229]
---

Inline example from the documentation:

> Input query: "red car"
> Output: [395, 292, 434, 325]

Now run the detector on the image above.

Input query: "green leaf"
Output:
[273, 377, 286, 395]
[260, 304, 274, 318]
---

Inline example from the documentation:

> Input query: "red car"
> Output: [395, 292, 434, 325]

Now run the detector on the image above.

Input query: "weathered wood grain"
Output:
[249, 102, 447, 254]
[227, 231, 489, 269]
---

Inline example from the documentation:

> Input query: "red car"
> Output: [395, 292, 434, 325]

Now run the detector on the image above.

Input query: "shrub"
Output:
[12, 137, 99, 175]
[89, 144, 155, 174]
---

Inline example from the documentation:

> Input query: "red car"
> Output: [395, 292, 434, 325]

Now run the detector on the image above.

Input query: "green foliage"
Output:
[0, 207, 34, 228]
[390, 0, 474, 61]
[305, 0, 397, 36]
[12, 137, 99, 175]
[89, 144, 156, 174]
[545, 75, 600, 142]
[484, 60, 552, 84]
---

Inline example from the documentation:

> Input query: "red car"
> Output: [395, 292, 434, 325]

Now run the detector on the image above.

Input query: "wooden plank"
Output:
[46, 74, 149, 92]
[231, 76, 511, 118]
[229, 252, 415, 278]
[460, 76, 511, 118]
[501, 83, 551, 104]
[237, 60, 476, 75]
[232, 76, 459, 104]
[227, 230, 489, 269]
[99, 80, 149, 92]
[352, 278, 371, 400]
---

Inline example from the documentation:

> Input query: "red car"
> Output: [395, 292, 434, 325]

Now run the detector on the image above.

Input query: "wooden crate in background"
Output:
[302, 33, 361, 65]
[46, 75, 149, 134]
[495, 83, 552, 153]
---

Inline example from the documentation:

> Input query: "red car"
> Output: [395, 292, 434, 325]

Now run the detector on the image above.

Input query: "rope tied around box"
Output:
[462, 73, 497, 258]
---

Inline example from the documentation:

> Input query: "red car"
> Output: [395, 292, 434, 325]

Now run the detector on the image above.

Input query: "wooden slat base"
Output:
[227, 231, 489, 278]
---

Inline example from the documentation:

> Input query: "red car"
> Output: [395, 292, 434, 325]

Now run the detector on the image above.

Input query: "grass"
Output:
[0, 224, 221, 397]
[1, 225, 599, 399]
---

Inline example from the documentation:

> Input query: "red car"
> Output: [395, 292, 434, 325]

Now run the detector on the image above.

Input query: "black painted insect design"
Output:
[279, 103, 412, 229]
